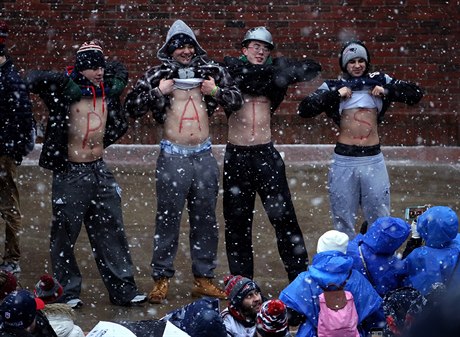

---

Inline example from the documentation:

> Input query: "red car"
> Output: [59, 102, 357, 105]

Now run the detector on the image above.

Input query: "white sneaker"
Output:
[130, 294, 147, 305]
[0, 262, 21, 275]
[66, 298, 83, 309]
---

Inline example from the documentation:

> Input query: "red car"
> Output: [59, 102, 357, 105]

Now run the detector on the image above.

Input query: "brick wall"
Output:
[2, 0, 459, 146]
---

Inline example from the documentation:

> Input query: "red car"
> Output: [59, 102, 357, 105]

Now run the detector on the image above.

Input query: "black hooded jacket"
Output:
[0, 57, 35, 164]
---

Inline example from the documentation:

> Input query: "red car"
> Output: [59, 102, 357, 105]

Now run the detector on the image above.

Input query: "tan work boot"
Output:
[191, 277, 227, 299]
[148, 277, 169, 304]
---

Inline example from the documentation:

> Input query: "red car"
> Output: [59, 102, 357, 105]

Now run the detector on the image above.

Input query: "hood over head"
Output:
[417, 206, 458, 248]
[362, 217, 410, 254]
[309, 251, 354, 289]
[157, 20, 206, 63]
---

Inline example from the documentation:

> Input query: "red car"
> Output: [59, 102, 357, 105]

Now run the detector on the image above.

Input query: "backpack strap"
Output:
[358, 242, 376, 285]
[321, 271, 353, 311]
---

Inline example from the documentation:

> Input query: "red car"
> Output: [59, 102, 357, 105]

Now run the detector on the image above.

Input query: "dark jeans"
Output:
[51, 159, 139, 305]
[223, 142, 309, 281]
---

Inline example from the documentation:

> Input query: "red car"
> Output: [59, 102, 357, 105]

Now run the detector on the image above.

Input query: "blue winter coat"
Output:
[348, 217, 410, 296]
[279, 251, 383, 337]
[403, 206, 460, 295]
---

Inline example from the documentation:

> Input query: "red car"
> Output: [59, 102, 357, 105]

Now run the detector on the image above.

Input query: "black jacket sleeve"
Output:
[298, 86, 341, 119]
[272, 57, 322, 88]
[383, 79, 424, 106]
[0, 60, 35, 163]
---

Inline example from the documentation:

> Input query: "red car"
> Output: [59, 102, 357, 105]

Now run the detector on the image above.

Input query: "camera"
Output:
[404, 205, 429, 222]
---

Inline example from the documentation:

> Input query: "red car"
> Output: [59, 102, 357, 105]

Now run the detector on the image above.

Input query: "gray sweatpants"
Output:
[51, 159, 139, 305]
[328, 152, 390, 238]
[151, 145, 220, 280]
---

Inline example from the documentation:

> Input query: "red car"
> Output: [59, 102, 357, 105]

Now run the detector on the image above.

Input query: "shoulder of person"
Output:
[42, 303, 75, 318]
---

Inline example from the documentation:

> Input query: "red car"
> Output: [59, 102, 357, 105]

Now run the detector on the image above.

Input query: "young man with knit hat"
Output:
[279, 230, 384, 337]
[222, 27, 321, 283]
[298, 40, 424, 239]
[220, 275, 263, 337]
[125, 19, 243, 304]
[25, 40, 146, 308]
[0, 20, 35, 277]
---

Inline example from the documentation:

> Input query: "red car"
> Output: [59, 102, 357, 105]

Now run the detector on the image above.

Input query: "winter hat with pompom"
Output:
[34, 274, 63, 304]
[0, 271, 17, 300]
[256, 299, 289, 337]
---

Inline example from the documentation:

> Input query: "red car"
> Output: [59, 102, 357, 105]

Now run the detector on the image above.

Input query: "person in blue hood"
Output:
[297, 40, 424, 239]
[347, 217, 410, 296]
[125, 19, 243, 305]
[403, 206, 460, 296]
[279, 230, 384, 337]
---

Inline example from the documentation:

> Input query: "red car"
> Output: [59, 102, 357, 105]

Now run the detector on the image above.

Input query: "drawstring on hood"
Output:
[67, 66, 107, 148]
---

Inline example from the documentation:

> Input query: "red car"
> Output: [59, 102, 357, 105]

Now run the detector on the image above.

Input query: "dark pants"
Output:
[223, 142, 309, 281]
[0, 156, 21, 263]
[51, 159, 138, 305]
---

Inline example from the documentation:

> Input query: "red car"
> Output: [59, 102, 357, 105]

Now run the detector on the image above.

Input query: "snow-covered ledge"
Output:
[22, 144, 460, 167]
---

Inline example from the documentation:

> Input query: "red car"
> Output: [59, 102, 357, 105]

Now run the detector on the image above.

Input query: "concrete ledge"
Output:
[22, 144, 460, 167]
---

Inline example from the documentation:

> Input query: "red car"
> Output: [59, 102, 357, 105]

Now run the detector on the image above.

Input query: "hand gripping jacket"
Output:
[298, 71, 423, 125]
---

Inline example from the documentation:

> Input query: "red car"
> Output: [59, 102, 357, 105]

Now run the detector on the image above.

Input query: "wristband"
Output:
[210, 85, 219, 96]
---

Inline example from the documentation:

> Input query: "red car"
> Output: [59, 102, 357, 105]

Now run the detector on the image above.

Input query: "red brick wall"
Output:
[2, 0, 459, 146]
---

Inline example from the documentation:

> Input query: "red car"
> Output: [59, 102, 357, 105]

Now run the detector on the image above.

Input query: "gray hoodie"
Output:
[157, 19, 206, 63]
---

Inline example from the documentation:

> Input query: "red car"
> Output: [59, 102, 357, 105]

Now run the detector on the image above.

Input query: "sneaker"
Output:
[148, 277, 169, 304]
[191, 277, 227, 299]
[66, 298, 83, 309]
[130, 294, 147, 305]
[0, 261, 21, 275]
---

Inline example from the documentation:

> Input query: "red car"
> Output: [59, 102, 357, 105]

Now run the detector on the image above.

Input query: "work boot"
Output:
[148, 277, 169, 304]
[191, 277, 227, 299]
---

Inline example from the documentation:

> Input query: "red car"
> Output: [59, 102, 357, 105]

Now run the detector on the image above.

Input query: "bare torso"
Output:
[68, 96, 107, 162]
[338, 108, 380, 146]
[227, 95, 271, 146]
[163, 87, 210, 146]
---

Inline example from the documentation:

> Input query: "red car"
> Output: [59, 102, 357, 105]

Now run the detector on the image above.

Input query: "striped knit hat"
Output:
[257, 299, 289, 337]
[224, 275, 260, 309]
[34, 274, 63, 304]
[75, 40, 105, 71]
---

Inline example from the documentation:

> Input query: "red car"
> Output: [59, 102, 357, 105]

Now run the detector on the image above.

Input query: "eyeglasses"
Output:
[247, 44, 271, 53]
